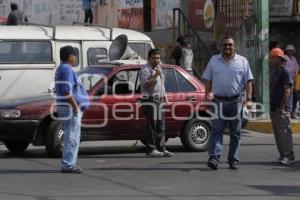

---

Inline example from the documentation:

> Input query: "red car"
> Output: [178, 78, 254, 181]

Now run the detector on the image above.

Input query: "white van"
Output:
[0, 25, 154, 101]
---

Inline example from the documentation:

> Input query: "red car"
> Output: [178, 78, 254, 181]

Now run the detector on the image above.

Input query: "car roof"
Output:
[0, 26, 53, 40]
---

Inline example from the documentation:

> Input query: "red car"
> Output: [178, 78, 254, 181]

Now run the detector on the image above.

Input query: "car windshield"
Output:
[78, 67, 112, 91]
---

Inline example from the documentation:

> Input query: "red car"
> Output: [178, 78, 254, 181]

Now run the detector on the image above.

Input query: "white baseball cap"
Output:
[285, 44, 296, 52]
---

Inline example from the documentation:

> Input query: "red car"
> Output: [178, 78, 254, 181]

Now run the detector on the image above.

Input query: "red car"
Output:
[0, 64, 211, 157]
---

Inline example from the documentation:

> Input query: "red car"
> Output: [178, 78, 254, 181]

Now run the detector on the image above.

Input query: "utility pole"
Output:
[143, 0, 152, 32]
[255, 0, 269, 114]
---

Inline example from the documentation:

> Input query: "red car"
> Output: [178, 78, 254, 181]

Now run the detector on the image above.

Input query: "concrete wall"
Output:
[0, 0, 86, 25]
[95, 0, 118, 27]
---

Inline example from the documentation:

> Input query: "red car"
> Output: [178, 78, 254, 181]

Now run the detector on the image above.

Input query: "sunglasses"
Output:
[223, 43, 234, 47]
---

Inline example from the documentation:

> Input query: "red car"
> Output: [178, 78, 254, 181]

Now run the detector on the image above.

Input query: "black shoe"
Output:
[61, 166, 82, 173]
[229, 161, 238, 170]
[207, 159, 219, 170]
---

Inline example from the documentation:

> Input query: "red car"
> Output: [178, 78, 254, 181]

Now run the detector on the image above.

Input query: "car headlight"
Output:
[0, 109, 21, 118]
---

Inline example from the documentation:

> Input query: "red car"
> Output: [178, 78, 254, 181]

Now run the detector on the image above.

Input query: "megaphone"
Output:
[108, 34, 138, 61]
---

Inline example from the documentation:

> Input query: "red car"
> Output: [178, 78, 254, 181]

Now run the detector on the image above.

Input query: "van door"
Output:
[54, 42, 82, 71]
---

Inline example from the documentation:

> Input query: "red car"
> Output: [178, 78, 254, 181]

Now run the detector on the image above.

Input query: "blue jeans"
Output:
[57, 105, 82, 170]
[209, 98, 242, 163]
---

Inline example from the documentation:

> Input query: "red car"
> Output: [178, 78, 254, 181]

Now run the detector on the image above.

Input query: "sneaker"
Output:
[280, 157, 296, 165]
[61, 166, 82, 173]
[207, 159, 219, 170]
[146, 149, 164, 157]
[273, 157, 283, 163]
[229, 161, 239, 170]
[161, 149, 174, 157]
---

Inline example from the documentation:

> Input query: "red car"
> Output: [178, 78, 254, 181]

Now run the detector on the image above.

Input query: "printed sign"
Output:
[118, 0, 144, 30]
[203, 0, 214, 29]
[269, 0, 294, 16]
[189, 0, 214, 32]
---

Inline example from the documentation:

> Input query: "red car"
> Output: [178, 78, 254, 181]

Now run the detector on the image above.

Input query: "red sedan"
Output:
[0, 64, 211, 157]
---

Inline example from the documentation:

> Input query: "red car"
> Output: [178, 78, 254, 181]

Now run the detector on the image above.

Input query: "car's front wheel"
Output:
[180, 119, 211, 152]
[45, 121, 63, 157]
[4, 140, 30, 154]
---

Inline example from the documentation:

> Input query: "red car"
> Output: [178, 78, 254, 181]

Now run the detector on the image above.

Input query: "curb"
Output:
[245, 119, 300, 134]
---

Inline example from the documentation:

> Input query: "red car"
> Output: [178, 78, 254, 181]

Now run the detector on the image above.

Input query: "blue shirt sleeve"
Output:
[202, 57, 213, 81]
[61, 67, 75, 95]
[242, 58, 254, 85]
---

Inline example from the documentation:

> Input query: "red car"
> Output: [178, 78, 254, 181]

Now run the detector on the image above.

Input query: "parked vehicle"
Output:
[0, 25, 153, 101]
[0, 64, 211, 157]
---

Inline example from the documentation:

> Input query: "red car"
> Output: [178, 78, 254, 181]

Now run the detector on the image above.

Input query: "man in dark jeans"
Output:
[203, 36, 253, 170]
[82, 0, 94, 24]
[139, 49, 173, 157]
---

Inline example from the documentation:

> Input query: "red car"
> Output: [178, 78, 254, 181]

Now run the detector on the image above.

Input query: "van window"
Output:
[87, 48, 107, 65]
[128, 43, 152, 60]
[0, 41, 52, 64]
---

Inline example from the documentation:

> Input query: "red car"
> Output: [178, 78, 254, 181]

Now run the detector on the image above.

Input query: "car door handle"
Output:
[185, 96, 196, 101]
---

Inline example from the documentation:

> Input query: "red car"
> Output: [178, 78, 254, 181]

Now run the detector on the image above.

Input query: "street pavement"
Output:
[0, 132, 300, 200]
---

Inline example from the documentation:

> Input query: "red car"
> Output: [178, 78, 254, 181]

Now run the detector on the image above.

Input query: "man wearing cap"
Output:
[82, 0, 95, 24]
[55, 46, 90, 173]
[269, 47, 295, 165]
[203, 36, 253, 170]
[284, 44, 299, 118]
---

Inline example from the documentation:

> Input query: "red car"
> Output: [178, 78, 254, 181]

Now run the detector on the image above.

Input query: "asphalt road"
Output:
[0, 132, 300, 200]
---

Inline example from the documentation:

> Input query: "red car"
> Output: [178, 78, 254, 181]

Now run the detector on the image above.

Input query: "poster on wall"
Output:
[0, 0, 83, 25]
[189, 0, 215, 32]
[155, 0, 179, 30]
[118, 0, 144, 30]
[269, 0, 293, 16]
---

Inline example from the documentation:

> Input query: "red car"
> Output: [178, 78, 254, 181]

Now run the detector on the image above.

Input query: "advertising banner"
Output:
[189, 0, 215, 32]
[118, 0, 144, 30]
[269, 0, 294, 16]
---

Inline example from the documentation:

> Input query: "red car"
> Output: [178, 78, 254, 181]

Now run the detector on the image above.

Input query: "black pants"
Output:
[84, 9, 93, 24]
[142, 99, 165, 151]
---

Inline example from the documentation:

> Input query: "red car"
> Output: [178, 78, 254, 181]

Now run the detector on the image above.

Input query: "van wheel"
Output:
[4, 140, 30, 154]
[180, 119, 211, 152]
[45, 121, 63, 157]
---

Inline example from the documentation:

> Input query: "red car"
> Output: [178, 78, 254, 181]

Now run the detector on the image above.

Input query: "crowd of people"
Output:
[4, 2, 299, 173]
[53, 37, 299, 173]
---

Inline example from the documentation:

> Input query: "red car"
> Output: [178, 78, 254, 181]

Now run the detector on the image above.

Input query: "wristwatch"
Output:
[246, 97, 252, 101]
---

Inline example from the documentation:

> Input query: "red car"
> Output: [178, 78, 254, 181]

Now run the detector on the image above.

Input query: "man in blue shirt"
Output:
[55, 46, 89, 173]
[203, 36, 253, 170]
[82, 0, 94, 24]
[269, 48, 295, 165]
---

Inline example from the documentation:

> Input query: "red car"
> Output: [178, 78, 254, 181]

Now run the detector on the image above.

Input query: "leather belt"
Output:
[142, 95, 162, 100]
[214, 95, 240, 101]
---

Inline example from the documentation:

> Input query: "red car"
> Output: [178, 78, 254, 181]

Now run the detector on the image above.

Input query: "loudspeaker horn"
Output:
[108, 34, 138, 61]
